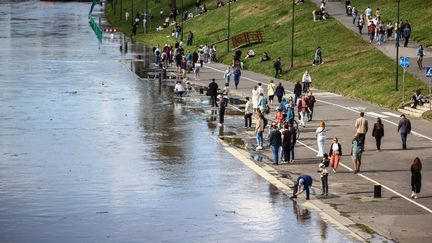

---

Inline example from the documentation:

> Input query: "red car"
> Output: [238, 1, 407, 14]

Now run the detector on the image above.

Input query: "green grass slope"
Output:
[105, 0, 428, 109]
[350, 0, 432, 47]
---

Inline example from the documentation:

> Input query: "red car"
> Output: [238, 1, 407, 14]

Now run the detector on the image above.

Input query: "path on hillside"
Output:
[311, 0, 432, 86]
[177, 59, 432, 242]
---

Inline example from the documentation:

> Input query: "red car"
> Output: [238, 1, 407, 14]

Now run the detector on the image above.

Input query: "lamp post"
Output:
[291, 0, 295, 68]
[181, 0, 184, 41]
[145, 0, 148, 33]
[227, 1, 231, 53]
[131, 0, 134, 20]
[395, 0, 400, 91]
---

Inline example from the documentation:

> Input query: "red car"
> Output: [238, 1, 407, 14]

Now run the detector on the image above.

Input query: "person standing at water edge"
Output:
[410, 157, 422, 199]
[397, 114, 411, 150]
[291, 174, 313, 200]
[244, 97, 253, 128]
[218, 95, 228, 126]
[268, 123, 282, 165]
[208, 78, 219, 107]
[355, 112, 368, 151]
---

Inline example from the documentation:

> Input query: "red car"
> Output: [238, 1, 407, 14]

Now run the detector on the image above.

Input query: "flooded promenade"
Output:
[0, 1, 354, 242]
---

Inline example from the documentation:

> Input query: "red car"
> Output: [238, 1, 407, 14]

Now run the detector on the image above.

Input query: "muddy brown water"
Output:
[0, 1, 355, 242]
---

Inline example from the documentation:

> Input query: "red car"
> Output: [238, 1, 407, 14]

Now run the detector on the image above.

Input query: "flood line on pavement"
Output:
[204, 64, 432, 214]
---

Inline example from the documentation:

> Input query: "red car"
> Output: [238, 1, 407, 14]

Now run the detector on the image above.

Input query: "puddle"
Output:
[219, 136, 245, 149]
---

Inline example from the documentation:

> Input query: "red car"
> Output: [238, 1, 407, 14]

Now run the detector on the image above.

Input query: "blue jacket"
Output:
[297, 175, 313, 187]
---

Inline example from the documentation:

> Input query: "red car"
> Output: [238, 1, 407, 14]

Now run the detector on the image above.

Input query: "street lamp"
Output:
[227, 1, 231, 53]
[145, 0, 149, 33]
[395, 0, 400, 91]
[291, 0, 295, 68]
[181, 0, 184, 41]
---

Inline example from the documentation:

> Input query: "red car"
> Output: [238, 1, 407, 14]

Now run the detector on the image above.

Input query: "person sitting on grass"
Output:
[261, 52, 271, 62]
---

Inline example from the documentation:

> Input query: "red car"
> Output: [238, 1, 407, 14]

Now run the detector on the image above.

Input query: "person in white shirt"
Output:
[256, 83, 264, 96]
[174, 81, 185, 97]
[315, 120, 327, 157]
[224, 66, 232, 84]
[302, 71, 312, 93]
[244, 97, 254, 128]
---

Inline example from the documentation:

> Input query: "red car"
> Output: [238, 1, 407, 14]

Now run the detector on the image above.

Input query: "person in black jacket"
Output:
[372, 117, 384, 151]
[273, 57, 282, 78]
[208, 78, 219, 107]
[275, 83, 285, 103]
[218, 94, 228, 125]
[293, 81, 302, 104]
[410, 157, 422, 199]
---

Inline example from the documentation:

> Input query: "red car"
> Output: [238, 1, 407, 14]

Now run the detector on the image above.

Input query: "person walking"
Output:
[357, 14, 364, 34]
[255, 112, 265, 151]
[268, 124, 282, 165]
[372, 117, 384, 151]
[223, 66, 232, 84]
[275, 82, 285, 104]
[258, 93, 268, 113]
[267, 80, 276, 105]
[244, 97, 253, 128]
[351, 133, 363, 174]
[355, 112, 368, 151]
[273, 57, 282, 77]
[208, 78, 219, 107]
[306, 91, 316, 121]
[329, 137, 342, 173]
[417, 45, 425, 70]
[294, 81, 302, 104]
[318, 154, 330, 196]
[281, 123, 293, 163]
[402, 23, 411, 47]
[397, 114, 411, 150]
[291, 174, 313, 200]
[232, 65, 241, 89]
[298, 96, 308, 128]
[256, 83, 264, 96]
[218, 95, 228, 126]
[316, 121, 327, 157]
[302, 71, 312, 93]
[410, 157, 422, 199]
[312, 46, 323, 66]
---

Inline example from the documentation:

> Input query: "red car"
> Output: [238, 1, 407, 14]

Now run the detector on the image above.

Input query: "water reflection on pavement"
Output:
[0, 1, 353, 242]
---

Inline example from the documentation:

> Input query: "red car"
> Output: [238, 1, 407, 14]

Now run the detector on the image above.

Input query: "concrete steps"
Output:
[398, 104, 430, 118]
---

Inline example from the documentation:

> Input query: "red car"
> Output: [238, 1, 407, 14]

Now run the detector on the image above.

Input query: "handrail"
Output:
[88, 0, 102, 42]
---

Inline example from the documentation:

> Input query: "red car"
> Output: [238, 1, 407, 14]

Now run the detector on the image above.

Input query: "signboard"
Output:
[399, 56, 410, 68]
[426, 66, 432, 78]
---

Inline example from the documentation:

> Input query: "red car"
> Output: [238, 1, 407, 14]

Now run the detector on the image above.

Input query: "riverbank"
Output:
[143, 57, 432, 242]
[104, 0, 429, 110]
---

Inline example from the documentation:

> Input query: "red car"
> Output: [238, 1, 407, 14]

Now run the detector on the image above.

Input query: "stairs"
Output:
[398, 104, 430, 118]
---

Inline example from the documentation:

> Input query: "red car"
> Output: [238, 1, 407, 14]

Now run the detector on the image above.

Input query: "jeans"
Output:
[400, 132, 408, 149]
[275, 68, 282, 77]
[256, 131, 263, 147]
[210, 95, 218, 107]
[321, 174, 328, 194]
[244, 113, 252, 127]
[307, 108, 313, 121]
[283, 143, 291, 162]
[234, 75, 240, 88]
[271, 145, 279, 164]
[375, 136, 382, 150]
[290, 142, 296, 160]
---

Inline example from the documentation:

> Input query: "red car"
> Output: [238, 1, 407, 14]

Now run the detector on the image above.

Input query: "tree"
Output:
[171, 0, 177, 9]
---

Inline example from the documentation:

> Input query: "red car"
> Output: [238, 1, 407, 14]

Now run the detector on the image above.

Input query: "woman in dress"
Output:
[252, 85, 259, 112]
[315, 121, 327, 157]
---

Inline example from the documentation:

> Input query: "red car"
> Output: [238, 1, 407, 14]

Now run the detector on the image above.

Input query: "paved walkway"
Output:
[311, 0, 432, 86]
[173, 60, 432, 242]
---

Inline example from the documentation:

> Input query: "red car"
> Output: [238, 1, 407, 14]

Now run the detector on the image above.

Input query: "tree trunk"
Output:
[171, 0, 177, 9]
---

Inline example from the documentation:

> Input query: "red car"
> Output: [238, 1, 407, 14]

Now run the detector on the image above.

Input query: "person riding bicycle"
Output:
[302, 71, 312, 93]
[417, 45, 425, 70]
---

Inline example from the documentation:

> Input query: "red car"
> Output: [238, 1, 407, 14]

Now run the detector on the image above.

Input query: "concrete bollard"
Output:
[199, 88, 204, 94]
[374, 184, 381, 198]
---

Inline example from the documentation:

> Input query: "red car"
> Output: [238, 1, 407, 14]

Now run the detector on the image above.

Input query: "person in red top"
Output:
[369, 21, 376, 43]
[274, 108, 284, 127]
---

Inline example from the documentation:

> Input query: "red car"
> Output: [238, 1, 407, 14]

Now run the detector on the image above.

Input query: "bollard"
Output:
[199, 88, 204, 94]
[162, 69, 167, 79]
[374, 184, 381, 198]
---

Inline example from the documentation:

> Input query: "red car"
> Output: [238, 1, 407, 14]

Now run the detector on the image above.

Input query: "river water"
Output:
[0, 1, 354, 242]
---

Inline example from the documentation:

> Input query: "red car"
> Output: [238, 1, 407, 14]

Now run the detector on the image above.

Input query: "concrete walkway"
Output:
[174, 60, 432, 242]
[311, 0, 432, 86]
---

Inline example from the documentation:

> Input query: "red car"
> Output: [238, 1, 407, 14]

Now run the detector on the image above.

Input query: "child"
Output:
[318, 153, 330, 196]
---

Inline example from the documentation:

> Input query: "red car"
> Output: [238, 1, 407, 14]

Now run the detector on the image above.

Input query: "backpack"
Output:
[403, 27, 411, 37]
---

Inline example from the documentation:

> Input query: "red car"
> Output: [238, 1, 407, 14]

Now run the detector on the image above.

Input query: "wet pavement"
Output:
[0, 1, 355, 242]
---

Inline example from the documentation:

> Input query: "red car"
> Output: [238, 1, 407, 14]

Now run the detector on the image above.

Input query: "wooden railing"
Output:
[231, 31, 264, 49]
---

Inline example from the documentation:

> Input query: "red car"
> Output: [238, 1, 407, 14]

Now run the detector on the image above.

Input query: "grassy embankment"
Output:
[105, 0, 428, 109]
[352, 0, 432, 47]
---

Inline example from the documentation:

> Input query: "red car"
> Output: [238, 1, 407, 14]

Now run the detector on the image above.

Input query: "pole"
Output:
[291, 0, 295, 68]
[395, 0, 400, 91]
[429, 77, 432, 111]
[181, 0, 184, 41]
[131, 0, 134, 20]
[227, 1, 231, 53]
[120, 0, 122, 20]
[402, 68, 406, 103]
[146, 0, 148, 33]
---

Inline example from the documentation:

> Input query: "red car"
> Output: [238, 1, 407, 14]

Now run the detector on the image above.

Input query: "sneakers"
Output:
[411, 192, 415, 198]
[256, 146, 263, 151]
[333, 169, 336, 173]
